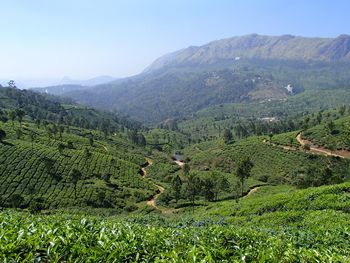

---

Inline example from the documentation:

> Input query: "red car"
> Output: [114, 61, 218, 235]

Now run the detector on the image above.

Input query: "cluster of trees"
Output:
[292, 166, 343, 188]
[127, 130, 146, 146]
[0, 85, 142, 136]
[164, 159, 254, 211]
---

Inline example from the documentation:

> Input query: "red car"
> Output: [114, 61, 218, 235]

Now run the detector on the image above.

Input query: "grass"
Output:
[1, 183, 350, 262]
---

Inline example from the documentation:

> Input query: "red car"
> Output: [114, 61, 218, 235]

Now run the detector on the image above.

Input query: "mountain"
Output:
[30, 75, 117, 95]
[145, 34, 350, 72]
[42, 34, 350, 124]
[59, 75, 116, 86]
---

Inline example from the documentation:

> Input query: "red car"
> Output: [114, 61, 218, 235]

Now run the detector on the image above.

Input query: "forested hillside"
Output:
[38, 34, 350, 124]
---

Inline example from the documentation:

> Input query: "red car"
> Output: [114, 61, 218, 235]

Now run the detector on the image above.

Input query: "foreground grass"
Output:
[1, 183, 350, 262]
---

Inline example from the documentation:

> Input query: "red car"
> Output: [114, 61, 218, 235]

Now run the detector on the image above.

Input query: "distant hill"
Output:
[145, 34, 350, 72]
[59, 75, 117, 87]
[41, 34, 350, 124]
[28, 75, 116, 95]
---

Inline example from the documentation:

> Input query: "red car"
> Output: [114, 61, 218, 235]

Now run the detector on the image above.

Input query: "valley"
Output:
[1, 28, 350, 262]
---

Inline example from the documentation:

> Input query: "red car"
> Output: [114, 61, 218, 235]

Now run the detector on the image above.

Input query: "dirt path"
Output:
[146, 184, 165, 208]
[145, 157, 186, 214]
[263, 134, 350, 159]
[244, 186, 260, 197]
[141, 159, 171, 213]
[296, 133, 349, 158]
[262, 139, 297, 151]
[174, 160, 185, 167]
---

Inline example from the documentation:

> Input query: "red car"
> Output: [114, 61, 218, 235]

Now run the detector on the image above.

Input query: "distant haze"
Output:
[0, 0, 349, 80]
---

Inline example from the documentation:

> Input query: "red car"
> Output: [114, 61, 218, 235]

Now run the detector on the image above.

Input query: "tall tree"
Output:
[182, 163, 190, 175]
[202, 176, 215, 201]
[15, 128, 23, 139]
[212, 172, 230, 201]
[7, 80, 16, 88]
[185, 172, 201, 213]
[89, 137, 94, 147]
[57, 143, 65, 155]
[171, 174, 182, 203]
[223, 129, 233, 144]
[29, 130, 36, 150]
[9, 110, 16, 127]
[236, 158, 254, 197]
[15, 109, 25, 127]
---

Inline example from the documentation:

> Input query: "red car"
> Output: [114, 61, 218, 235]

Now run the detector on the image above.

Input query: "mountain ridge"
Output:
[145, 34, 350, 72]
[37, 34, 350, 124]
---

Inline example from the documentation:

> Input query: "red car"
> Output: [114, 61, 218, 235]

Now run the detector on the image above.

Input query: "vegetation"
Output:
[0, 86, 155, 212]
[1, 80, 350, 261]
[303, 115, 350, 150]
[1, 183, 350, 262]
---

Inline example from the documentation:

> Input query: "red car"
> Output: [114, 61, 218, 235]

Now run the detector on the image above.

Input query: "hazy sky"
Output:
[1, 0, 349, 80]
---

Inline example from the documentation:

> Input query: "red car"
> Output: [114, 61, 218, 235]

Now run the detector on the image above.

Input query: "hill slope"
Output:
[0, 86, 154, 212]
[145, 34, 350, 72]
[50, 34, 350, 124]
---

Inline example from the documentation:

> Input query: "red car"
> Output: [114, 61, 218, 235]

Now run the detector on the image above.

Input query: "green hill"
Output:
[1, 182, 349, 262]
[302, 114, 350, 151]
[0, 87, 155, 213]
[42, 34, 350, 124]
[1, 84, 350, 261]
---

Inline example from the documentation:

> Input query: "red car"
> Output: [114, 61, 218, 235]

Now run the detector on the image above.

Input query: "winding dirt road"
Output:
[146, 185, 165, 208]
[141, 158, 168, 212]
[296, 133, 349, 158]
[264, 133, 350, 159]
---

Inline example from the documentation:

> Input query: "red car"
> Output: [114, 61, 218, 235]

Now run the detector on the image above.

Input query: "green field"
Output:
[1, 183, 350, 262]
[1, 85, 350, 261]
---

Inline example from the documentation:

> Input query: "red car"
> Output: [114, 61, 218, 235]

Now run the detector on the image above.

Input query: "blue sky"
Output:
[0, 0, 349, 80]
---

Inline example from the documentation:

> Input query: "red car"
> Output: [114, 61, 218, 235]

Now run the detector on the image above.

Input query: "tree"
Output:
[58, 125, 64, 139]
[327, 121, 336, 134]
[42, 157, 54, 176]
[303, 143, 311, 151]
[51, 124, 58, 140]
[137, 133, 146, 147]
[0, 129, 6, 142]
[8, 80, 16, 88]
[182, 163, 190, 175]
[339, 105, 346, 116]
[236, 158, 254, 197]
[29, 130, 36, 150]
[29, 197, 47, 214]
[66, 140, 74, 149]
[8, 194, 24, 208]
[202, 176, 215, 201]
[69, 169, 82, 200]
[185, 172, 201, 213]
[212, 172, 230, 201]
[15, 128, 23, 139]
[9, 110, 16, 127]
[268, 133, 273, 143]
[57, 143, 65, 155]
[102, 173, 111, 183]
[89, 137, 94, 147]
[223, 129, 233, 144]
[171, 174, 182, 203]
[15, 108, 25, 127]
